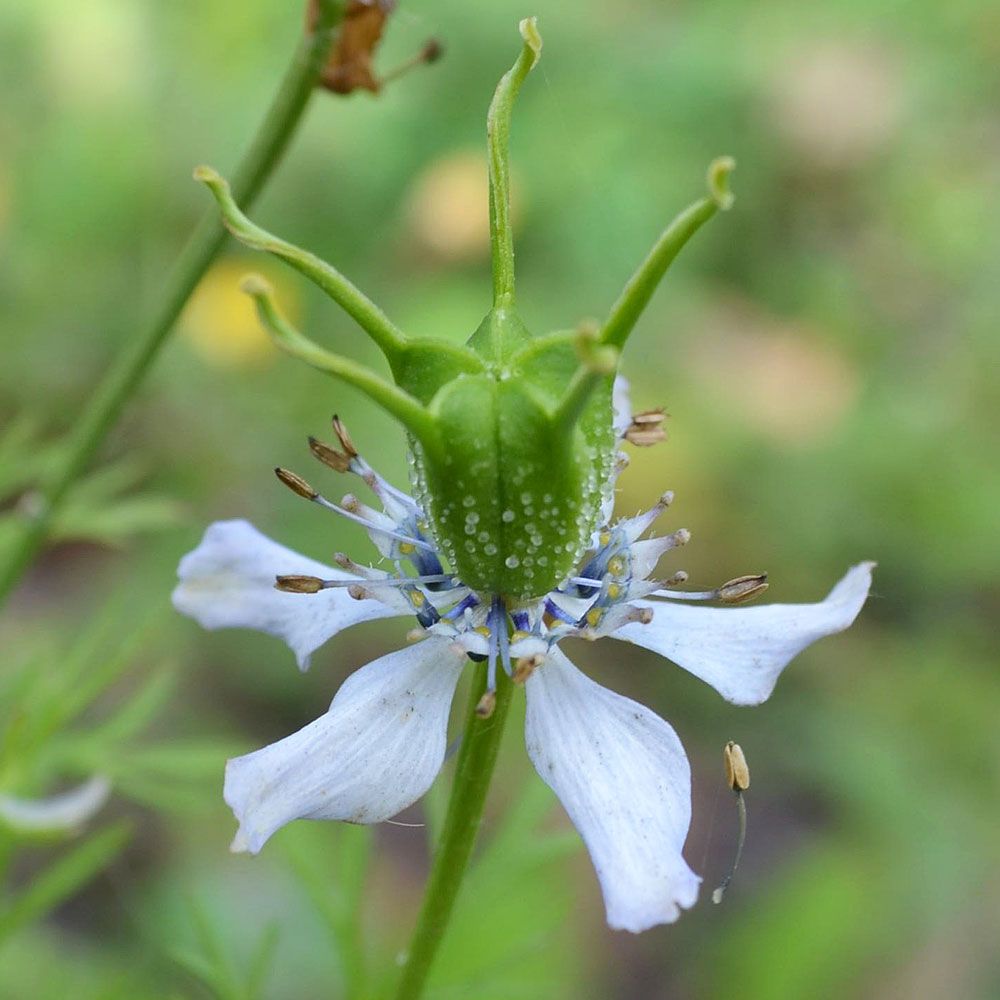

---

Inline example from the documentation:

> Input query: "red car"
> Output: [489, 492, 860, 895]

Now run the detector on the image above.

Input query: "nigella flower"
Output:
[174, 20, 873, 933]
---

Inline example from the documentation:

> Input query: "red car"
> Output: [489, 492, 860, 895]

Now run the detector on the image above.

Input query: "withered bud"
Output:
[275, 467, 318, 499]
[475, 689, 497, 718]
[723, 741, 750, 792]
[275, 575, 325, 594]
[331, 415, 358, 458]
[625, 408, 668, 447]
[513, 654, 544, 684]
[308, 436, 351, 473]
[420, 38, 444, 64]
[718, 574, 769, 605]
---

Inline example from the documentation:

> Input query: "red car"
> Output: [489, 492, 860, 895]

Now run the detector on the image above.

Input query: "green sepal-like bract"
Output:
[196, 17, 733, 599]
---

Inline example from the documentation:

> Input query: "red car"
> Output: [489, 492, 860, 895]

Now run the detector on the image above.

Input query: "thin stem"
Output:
[244, 277, 438, 448]
[487, 18, 542, 309]
[194, 165, 407, 363]
[393, 667, 514, 1000]
[0, 0, 348, 605]
[600, 156, 736, 351]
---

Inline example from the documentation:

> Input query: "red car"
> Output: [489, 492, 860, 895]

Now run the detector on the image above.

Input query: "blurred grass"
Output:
[1, 0, 998, 997]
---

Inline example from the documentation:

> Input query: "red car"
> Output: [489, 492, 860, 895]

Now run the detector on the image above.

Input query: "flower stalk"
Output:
[0, 0, 349, 605]
[392, 669, 514, 1000]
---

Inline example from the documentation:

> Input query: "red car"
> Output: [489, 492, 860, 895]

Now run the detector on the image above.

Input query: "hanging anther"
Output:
[624, 408, 668, 447]
[718, 574, 769, 605]
[275, 467, 318, 500]
[713, 740, 750, 904]
[512, 653, 544, 684]
[475, 689, 497, 719]
[274, 574, 325, 593]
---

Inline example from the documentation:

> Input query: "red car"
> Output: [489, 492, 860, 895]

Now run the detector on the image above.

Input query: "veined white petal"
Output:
[0, 775, 111, 833]
[225, 638, 465, 853]
[524, 648, 699, 932]
[173, 520, 403, 671]
[611, 562, 875, 705]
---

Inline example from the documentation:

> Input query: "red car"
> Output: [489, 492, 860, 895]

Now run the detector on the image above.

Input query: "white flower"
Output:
[173, 386, 873, 933]
[0, 775, 111, 834]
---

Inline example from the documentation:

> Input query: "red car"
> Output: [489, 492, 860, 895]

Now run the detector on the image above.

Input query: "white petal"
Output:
[524, 648, 699, 932]
[612, 374, 632, 436]
[611, 562, 875, 705]
[0, 775, 111, 833]
[225, 638, 465, 853]
[173, 520, 403, 670]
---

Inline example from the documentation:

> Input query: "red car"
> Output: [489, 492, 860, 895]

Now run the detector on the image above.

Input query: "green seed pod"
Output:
[195, 17, 734, 600]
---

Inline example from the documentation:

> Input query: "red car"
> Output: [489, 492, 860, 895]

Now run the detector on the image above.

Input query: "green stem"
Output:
[393, 669, 514, 1000]
[0, 0, 347, 605]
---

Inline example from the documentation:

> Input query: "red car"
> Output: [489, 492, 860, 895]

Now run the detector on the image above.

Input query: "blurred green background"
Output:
[1, 0, 999, 997]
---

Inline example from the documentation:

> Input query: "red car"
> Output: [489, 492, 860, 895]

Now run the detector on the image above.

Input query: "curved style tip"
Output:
[518, 17, 543, 65]
[707, 156, 736, 211]
[192, 164, 224, 186]
[240, 273, 273, 297]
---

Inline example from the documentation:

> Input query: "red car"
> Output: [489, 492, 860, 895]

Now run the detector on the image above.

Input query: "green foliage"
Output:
[0, 415, 182, 554]
[1, 0, 998, 996]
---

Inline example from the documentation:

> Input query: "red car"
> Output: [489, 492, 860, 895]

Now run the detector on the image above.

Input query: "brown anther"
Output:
[475, 690, 497, 718]
[331, 415, 358, 458]
[333, 552, 353, 569]
[664, 570, 688, 586]
[723, 740, 750, 792]
[420, 38, 444, 64]
[635, 607, 654, 625]
[275, 467, 318, 500]
[658, 490, 675, 507]
[274, 574, 324, 594]
[625, 408, 668, 447]
[341, 493, 361, 513]
[718, 574, 769, 605]
[513, 654, 544, 684]
[308, 436, 351, 473]
[671, 528, 691, 547]
[347, 584, 373, 602]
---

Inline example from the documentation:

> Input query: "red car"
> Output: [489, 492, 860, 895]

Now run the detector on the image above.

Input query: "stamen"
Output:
[512, 653, 544, 684]
[624, 408, 668, 447]
[652, 572, 767, 604]
[331, 414, 358, 459]
[713, 741, 750, 904]
[569, 576, 605, 589]
[475, 689, 497, 718]
[718, 574, 769, 604]
[313, 494, 437, 550]
[274, 575, 324, 593]
[293, 573, 454, 589]
[308, 435, 351, 472]
[275, 467, 318, 499]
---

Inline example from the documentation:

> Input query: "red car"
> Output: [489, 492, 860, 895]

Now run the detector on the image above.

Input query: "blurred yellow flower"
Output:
[404, 150, 522, 263]
[181, 259, 299, 369]
[686, 297, 860, 446]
